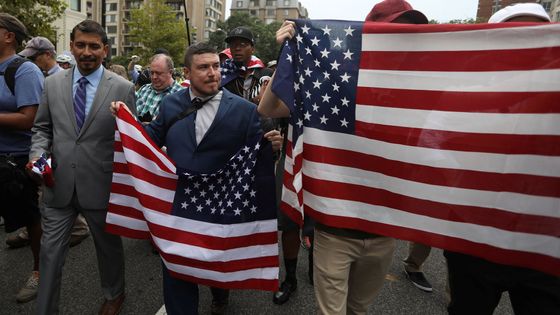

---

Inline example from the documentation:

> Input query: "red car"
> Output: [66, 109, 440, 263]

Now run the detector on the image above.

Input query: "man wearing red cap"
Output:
[262, 1, 429, 314]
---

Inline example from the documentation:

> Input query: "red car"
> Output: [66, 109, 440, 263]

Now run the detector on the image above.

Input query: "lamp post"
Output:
[183, 0, 191, 45]
[215, 28, 227, 50]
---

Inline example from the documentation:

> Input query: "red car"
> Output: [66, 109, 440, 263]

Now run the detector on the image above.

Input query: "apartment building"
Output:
[230, 0, 308, 24]
[53, 0, 225, 57]
[537, 0, 560, 21]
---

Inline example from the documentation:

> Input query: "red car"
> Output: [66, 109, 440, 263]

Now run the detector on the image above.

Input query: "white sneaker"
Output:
[16, 271, 39, 303]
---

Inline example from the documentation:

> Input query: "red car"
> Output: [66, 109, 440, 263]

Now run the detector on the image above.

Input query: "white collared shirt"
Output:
[189, 88, 222, 145]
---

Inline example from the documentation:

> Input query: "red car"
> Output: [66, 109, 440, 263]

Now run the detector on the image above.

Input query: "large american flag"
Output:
[271, 20, 560, 276]
[106, 107, 279, 291]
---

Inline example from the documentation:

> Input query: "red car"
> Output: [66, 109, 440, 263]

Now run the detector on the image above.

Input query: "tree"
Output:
[207, 13, 283, 64]
[0, 0, 67, 47]
[128, 0, 187, 65]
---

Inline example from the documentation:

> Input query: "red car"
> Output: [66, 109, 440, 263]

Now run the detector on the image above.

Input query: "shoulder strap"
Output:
[0, 57, 30, 95]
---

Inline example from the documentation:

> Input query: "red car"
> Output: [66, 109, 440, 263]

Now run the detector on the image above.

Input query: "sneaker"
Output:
[69, 233, 89, 247]
[404, 268, 433, 292]
[272, 280, 297, 305]
[6, 229, 30, 248]
[16, 271, 39, 303]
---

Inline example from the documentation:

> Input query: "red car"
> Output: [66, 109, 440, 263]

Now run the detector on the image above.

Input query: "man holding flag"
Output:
[110, 42, 278, 315]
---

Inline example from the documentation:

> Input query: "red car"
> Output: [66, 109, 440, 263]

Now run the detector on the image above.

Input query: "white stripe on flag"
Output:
[106, 212, 149, 231]
[356, 105, 560, 136]
[304, 127, 560, 177]
[163, 259, 279, 282]
[358, 69, 560, 92]
[362, 24, 560, 52]
[112, 172, 175, 203]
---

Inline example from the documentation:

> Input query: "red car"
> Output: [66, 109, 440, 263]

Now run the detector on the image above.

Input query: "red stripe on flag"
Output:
[148, 222, 278, 250]
[119, 132, 175, 174]
[166, 269, 278, 291]
[302, 175, 560, 237]
[359, 48, 560, 72]
[107, 202, 145, 221]
[160, 251, 278, 273]
[111, 183, 173, 213]
[356, 87, 560, 113]
[113, 162, 177, 190]
[307, 205, 560, 277]
[304, 143, 560, 198]
[105, 224, 150, 239]
[355, 121, 560, 156]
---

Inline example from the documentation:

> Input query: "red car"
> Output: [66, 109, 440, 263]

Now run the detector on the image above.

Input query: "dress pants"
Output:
[313, 229, 395, 315]
[162, 263, 199, 315]
[403, 242, 431, 272]
[445, 251, 560, 315]
[36, 193, 124, 315]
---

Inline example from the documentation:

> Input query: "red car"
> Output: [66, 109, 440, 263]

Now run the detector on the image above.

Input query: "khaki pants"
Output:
[403, 242, 431, 272]
[313, 229, 395, 315]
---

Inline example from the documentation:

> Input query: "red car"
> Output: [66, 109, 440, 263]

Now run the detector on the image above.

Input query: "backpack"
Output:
[0, 57, 30, 95]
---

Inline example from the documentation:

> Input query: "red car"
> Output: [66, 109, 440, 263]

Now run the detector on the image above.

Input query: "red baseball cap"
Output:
[366, 0, 429, 24]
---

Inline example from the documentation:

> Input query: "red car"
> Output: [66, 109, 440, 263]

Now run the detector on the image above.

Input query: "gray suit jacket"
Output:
[30, 67, 136, 209]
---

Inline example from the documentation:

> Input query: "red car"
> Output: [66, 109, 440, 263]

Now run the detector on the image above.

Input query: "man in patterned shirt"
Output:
[135, 53, 183, 122]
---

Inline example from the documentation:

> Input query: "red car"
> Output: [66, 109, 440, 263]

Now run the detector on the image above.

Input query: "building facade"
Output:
[537, 0, 560, 21]
[230, 0, 308, 24]
[53, 0, 225, 57]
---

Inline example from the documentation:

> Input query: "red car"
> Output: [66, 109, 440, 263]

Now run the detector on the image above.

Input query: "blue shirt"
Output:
[0, 55, 44, 155]
[72, 65, 104, 117]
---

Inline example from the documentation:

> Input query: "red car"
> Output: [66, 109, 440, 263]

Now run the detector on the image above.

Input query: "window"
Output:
[106, 26, 117, 33]
[236, 1, 243, 7]
[284, 9, 289, 16]
[106, 3, 117, 11]
[267, 9, 275, 16]
[204, 30, 210, 39]
[283, 0, 290, 5]
[250, 10, 257, 15]
[108, 37, 116, 45]
[105, 14, 116, 23]
[266, 0, 276, 6]
[541, 1, 552, 11]
[250, 0, 259, 6]
[70, 0, 81, 11]
[111, 48, 117, 57]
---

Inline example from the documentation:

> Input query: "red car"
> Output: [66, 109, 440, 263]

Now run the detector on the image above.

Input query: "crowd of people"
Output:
[1, 0, 559, 314]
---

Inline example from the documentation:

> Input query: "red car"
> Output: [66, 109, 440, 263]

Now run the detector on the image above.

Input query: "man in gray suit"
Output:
[29, 20, 135, 315]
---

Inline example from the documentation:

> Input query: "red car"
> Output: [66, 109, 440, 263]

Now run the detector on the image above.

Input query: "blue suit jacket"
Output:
[145, 88, 261, 173]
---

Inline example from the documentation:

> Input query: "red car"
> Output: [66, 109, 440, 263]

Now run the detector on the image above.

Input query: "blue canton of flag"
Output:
[220, 59, 244, 87]
[271, 19, 363, 144]
[173, 136, 277, 224]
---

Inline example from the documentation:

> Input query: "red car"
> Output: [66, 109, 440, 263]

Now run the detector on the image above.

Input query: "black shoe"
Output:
[272, 280, 297, 305]
[404, 269, 433, 292]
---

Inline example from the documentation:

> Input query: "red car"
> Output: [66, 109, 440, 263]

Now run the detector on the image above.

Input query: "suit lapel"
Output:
[184, 90, 197, 146]
[79, 69, 113, 137]
[63, 69, 79, 135]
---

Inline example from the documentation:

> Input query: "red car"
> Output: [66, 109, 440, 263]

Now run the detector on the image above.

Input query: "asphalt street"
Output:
[1, 228, 514, 315]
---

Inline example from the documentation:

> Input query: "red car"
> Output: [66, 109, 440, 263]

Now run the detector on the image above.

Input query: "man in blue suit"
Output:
[112, 42, 263, 314]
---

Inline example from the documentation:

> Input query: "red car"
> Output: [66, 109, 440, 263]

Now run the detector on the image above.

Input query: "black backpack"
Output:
[0, 57, 30, 95]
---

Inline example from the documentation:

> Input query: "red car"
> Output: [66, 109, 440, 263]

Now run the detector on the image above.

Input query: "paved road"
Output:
[1, 228, 513, 315]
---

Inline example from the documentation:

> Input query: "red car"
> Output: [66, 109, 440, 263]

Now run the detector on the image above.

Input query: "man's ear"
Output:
[183, 66, 191, 80]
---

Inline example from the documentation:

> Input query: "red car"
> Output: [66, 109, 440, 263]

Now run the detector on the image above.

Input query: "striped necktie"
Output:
[74, 77, 88, 130]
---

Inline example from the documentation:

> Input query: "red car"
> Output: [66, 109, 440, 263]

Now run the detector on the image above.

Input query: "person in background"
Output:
[109, 64, 129, 80]
[443, 4, 560, 315]
[135, 53, 184, 122]
[56, 54, 73, 69]
[0, 12, 44, 304]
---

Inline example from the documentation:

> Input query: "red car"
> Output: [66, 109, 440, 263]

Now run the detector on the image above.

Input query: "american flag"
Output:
[221, 56, 266, 87]
[106, 107, 279, 290]
[271, 19, 560, 276]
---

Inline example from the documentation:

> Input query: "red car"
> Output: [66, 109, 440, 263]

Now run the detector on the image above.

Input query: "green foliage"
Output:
[207, 13, 283, 64]
[128, 0, 187, 65]
[0, 0, 67, 47]
[447, 18, 478, 24]
[110, 55, 130, 67]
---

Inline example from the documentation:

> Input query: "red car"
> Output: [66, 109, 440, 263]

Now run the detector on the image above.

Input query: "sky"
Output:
[225, 0, 480, 23]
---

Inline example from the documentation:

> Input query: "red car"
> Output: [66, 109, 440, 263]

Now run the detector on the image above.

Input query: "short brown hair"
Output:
[183, 42, 217, 68]
[0, 13, 29, 47]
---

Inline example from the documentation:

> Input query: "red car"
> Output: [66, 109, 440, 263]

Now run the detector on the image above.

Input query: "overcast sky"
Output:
[225, 0, 479, 23]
